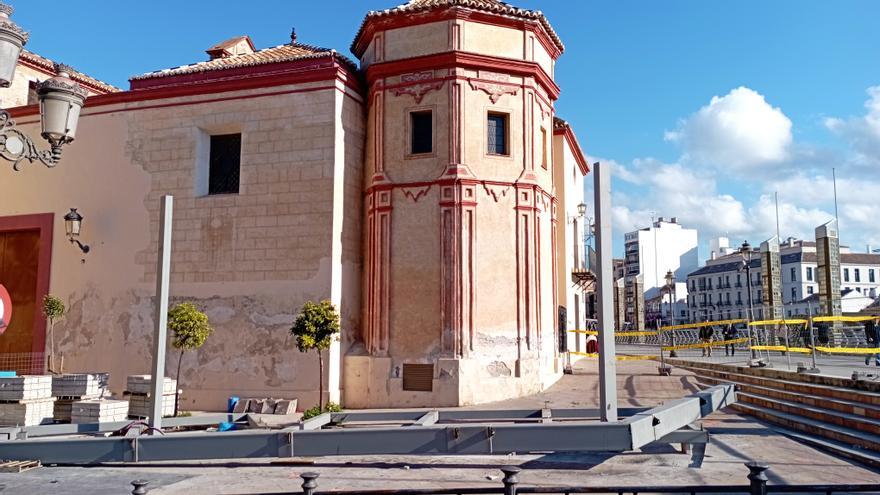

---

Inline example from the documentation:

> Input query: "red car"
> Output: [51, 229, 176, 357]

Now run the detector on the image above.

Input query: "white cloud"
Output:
[825, 85, 880, 166]
[665, 87, 793, 170]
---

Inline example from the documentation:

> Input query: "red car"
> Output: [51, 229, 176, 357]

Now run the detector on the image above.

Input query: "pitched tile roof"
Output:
[131, 41, 357, 82]
[20, 50, 119, 94]
[353, 0, 564, 56]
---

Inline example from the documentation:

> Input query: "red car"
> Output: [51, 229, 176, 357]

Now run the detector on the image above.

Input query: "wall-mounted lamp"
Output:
[577, 202, 587, 218]
[63, 208, 90, 254]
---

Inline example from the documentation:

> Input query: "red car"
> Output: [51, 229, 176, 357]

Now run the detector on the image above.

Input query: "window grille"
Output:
[208, 134, 241, 195]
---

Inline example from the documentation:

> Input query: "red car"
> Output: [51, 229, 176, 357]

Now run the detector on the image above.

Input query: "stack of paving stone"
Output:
[232, 397, 298, 415]
[70, 399, 129, 424]
[125, 375, 177, 418]
[0, 376, 55, 426]
[52, 373, 110, 422]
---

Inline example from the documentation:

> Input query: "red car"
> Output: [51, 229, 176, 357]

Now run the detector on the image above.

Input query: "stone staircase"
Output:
[670, 359, 880, 469]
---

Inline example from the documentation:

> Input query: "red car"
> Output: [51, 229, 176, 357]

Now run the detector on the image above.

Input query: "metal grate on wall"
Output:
[402, 363, 434, 392]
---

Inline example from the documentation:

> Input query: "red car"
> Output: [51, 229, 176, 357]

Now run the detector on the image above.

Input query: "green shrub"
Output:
[301, 402, 342, 420]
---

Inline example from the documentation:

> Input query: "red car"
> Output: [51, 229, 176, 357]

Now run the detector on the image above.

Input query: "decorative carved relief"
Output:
[402, 185, 431, 203]
[392, 71, 444, 104]
[483, 183, 510, 203]
[469, 71, 518, 103]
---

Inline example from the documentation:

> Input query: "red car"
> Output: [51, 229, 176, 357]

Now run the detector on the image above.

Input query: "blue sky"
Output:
[13, 1, 880, 258]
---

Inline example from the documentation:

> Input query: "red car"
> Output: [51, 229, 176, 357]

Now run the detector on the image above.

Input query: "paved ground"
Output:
[0, 359, 878, 494]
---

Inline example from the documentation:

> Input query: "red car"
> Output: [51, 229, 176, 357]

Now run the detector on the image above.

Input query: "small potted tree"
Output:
[290, 300, 340, 412]
[168, 302, 213, 417]
[42, 295, 65, 374]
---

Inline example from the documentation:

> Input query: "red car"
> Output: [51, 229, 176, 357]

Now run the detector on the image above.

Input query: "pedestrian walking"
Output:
[585, 334, 599, 355]
[723, 324, 737, 356]
[864, 320, 879, 367]
[699, 325, 714, 357]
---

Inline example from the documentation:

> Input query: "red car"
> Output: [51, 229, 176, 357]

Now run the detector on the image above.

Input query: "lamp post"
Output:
[0, 3, 86, 171]
[664, 270, 678, 358]
[741, 241, 757, 359]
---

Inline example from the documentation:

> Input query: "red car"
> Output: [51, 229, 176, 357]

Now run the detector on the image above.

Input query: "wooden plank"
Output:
[0, 459, 41, 473]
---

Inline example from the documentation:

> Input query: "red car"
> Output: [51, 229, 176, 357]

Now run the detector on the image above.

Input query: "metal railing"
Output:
[144, 463, 880, 495]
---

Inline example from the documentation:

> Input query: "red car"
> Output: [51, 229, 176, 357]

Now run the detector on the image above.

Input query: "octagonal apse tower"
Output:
[345, 0, 571, 407]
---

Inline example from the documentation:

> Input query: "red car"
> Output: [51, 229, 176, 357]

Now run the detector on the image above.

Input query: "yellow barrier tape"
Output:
[748, 319, 808, 326]
[568, 330, 658, 337]
[662, 337, 749, 351]
[815, 347, 880, 354]
[813, 316, 879, 323]
[570, 352, 658, 361]
[751, 345, 813, 354]
[659, 319, 746, 332]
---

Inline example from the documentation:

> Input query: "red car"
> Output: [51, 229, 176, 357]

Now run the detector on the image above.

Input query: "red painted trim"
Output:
[367, 52, 560, 101]
[0, 213, 54, 356]
[9, 59, 363, 119]
[353, 7, 562, 59]
[554, 125, 590, 176]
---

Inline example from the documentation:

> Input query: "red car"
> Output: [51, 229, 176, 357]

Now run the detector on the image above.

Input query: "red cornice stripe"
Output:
[367, 51, 560, 101]
[9, 61, 363, 119]
[19, 57, 116, 96]
[554, 125, 590, 176]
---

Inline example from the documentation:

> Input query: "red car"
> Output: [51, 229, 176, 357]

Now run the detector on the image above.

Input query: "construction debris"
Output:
[125, 375, 177, 418]
[0, 459, 41, 473]
[70, 399, 129, 424]
[232, 398, 297, 415]
[0, 376, 55, 426]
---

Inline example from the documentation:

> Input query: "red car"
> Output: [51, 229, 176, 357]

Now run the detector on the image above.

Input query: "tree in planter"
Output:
[290, 300, 340, 410]
[42, 295, 65, 373]
[168, 302, 213, 417]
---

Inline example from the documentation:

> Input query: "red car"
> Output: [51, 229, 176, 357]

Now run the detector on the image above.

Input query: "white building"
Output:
[708, 237, 735, 262]
[623, 217, 698, 328]
[686, 238, 880, 322]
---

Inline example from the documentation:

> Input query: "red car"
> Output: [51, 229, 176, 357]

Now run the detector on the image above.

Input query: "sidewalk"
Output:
[0, 359, 877, 495]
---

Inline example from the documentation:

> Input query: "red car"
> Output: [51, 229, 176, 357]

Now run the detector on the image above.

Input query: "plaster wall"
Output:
[0, 81, 363, 411]
[0, 64, 42, 108]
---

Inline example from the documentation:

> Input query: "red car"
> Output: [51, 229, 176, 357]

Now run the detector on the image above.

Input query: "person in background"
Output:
[699, 325, 714, 357]
[865, 320, 879, 367]
[585, 333, 599, 354]
[723, 324, 738, 356]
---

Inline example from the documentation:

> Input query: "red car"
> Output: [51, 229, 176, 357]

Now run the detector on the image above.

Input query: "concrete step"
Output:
[755, 418, 880, 470]
[697, 374, 880, 421]
[737, 390, 880, 436]
[731, 401, 880, 453]
[676, 361, 880, 406]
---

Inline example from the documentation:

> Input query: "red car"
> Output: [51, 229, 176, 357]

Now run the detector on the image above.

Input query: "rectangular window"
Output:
[808, 286, 814, 295]
[855, 268, 861, 283]
[790, 267, 796, 282]
[806, 267, 813, 281]
[410, 111, 432, 155]
[540, 127, 548, 169]
[208, 133, 241, 195]
[844, 268, 850, 282]
[487, 113, 508, 155]
[791, 287, 797, 301]
[871, 270, 876, 283]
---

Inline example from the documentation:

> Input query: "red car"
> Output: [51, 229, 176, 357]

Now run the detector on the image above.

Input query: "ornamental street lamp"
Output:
[63, 208, 89, 253]
[740, 240, 757, 359]
[0, 3, 86, 170]
[577, 202, 587, 218]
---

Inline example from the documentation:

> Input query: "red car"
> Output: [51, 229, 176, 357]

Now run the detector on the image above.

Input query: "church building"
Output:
[0, 0, 589, 410]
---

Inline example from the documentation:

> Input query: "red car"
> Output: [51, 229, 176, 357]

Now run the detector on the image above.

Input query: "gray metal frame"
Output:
[0, 385, 733, 465]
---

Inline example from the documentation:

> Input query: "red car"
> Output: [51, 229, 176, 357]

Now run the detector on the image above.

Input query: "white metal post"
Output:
[149, 195, 173, 432]
[594, 162, 618, 422]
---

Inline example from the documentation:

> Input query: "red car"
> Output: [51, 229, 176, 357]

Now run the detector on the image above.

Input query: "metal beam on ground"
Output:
[0, 385, 735, 465]
[593, 161, 618, 422]
[149, 195, 173, 432]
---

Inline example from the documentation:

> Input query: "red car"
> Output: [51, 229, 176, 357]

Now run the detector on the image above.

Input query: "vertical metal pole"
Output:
[594, 162, 618, 422]
[808, 303, 819, 371]
[149, 195, 173, 433]
[745, 263, 756, 359]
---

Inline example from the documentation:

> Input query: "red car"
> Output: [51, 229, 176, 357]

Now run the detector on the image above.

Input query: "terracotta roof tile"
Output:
[353, 0, 564, 56]
[20, 50, 119, 94]
[132, 42, 357, 81]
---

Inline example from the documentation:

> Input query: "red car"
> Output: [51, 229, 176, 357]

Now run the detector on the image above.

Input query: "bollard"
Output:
[500, 466, 521, 495]
[131, 480, 149, 495]
[746, 462, 769, 495]
[301, 472, 320, 495]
